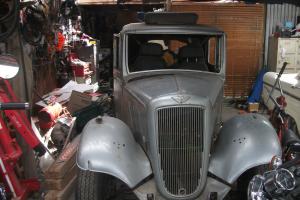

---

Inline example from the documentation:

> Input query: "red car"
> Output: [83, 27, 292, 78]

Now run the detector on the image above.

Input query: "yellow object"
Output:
[89, 40, 97, 45]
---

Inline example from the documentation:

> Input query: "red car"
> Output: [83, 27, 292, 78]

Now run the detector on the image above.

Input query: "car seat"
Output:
[177, 44, 208, 71]
[133, 43, 166, 71]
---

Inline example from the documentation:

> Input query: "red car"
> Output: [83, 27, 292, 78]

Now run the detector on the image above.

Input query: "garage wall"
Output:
[170, 3, 265, 98]
[265, 3, 300, 65]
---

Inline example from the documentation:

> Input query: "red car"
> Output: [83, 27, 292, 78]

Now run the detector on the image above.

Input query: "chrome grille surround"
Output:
[156, 106, 204, 197]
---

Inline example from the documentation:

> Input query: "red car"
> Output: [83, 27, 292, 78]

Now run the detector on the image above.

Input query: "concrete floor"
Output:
[68, 102, 260, 200]
[222, 102, 242, 122]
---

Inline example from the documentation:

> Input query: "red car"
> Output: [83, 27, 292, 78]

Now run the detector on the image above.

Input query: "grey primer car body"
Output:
[77, 21, 282, 199]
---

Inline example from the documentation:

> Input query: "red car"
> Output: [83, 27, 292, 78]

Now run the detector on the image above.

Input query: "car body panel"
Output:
[115, 73, 224, 199]
[76, 116, 152, 188]
[209, 113, 282, 183]
[133, 177, 231, 200]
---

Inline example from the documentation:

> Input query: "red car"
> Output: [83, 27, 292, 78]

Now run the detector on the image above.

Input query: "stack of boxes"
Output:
[68, 53, 93, 84]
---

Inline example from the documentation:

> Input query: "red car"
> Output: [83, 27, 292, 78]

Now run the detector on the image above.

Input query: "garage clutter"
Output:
[34, 83, 111, 199]
[0, 0, 112, 199]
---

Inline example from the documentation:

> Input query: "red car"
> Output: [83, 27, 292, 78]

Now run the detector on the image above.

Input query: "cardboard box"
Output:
[248, 102, 259, 112]
[67, 91, 92, 114]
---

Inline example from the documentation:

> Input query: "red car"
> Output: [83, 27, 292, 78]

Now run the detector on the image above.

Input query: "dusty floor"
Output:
[222, 101, 242, 121]
[68, 101, 264, 200]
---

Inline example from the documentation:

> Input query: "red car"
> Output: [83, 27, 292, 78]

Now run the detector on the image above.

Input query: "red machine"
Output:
[0, 58, 46, 199]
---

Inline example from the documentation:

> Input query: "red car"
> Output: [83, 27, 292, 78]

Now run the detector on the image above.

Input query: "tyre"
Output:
[224, 165, 268, 200]
[288, 116, 299, 136]
[76, 169, 138, 200]
[76, 170, 105, 200]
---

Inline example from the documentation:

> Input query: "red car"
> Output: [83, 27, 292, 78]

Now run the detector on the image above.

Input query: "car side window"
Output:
[113, 34, 119, 70]
[208, 37, 216, 66]
[207, 37, 220, 72]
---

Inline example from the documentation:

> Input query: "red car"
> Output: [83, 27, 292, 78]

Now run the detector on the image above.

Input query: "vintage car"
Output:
[76, 12, 281, 200]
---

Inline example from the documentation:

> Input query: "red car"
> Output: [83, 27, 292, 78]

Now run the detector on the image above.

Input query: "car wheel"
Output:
[76, 170, 112, 200]
[76, 169, 138, 200]
[236, 165, 269, 200]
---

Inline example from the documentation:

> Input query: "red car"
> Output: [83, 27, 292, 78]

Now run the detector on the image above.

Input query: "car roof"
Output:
[121, 22, 224, 35]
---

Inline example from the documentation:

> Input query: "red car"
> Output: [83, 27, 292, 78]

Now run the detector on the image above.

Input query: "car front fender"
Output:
[76, 116, 152, 188]
[209, 113, 282, 184]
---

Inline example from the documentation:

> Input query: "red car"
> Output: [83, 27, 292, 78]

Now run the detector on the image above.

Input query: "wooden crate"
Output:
[45, 175, 77, 200]
[45, 136, 80, 179]
[44, 135, 80, 199]
[45, 164, 78, 190]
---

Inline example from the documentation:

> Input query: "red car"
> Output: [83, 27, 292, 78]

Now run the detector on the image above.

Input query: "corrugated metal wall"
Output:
[171, 3, 265, 98]
[265, 3, 300, 65]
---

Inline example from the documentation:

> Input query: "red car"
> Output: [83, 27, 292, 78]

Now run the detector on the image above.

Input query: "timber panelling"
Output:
[171, 3, 265, 97]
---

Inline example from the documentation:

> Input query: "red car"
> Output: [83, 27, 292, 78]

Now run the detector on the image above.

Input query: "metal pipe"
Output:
[0, 157, 16, 198]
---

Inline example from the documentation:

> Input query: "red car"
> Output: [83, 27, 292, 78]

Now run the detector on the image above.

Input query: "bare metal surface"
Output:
[157, 106, 204, 196]
[75, 18, 284, 199]
[76, 117, 152, 188]
[117, 73, 224, 199]
[133, 177, 230, 200]
[209, 113, 282, 184]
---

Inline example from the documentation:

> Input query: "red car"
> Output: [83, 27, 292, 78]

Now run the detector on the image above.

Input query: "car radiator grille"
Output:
[157, 106, 204, 196]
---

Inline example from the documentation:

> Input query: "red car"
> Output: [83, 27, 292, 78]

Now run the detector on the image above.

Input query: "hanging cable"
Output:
[0, 0, 19, 42]
[20, 1, 48, 45]
[0, 0, 15, 22]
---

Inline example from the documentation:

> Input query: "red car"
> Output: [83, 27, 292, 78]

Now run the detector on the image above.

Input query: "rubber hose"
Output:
[20, 3, 46, 45]
[0, 0, 18, 41]
[0, 0, 15, 22]
[20, 23, 42, 45]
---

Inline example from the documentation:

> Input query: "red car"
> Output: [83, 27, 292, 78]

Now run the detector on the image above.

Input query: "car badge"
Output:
[171, 95, 191, 104]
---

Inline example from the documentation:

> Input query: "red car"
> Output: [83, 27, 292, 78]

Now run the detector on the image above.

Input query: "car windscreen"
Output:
[127, 34, 221, 73]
